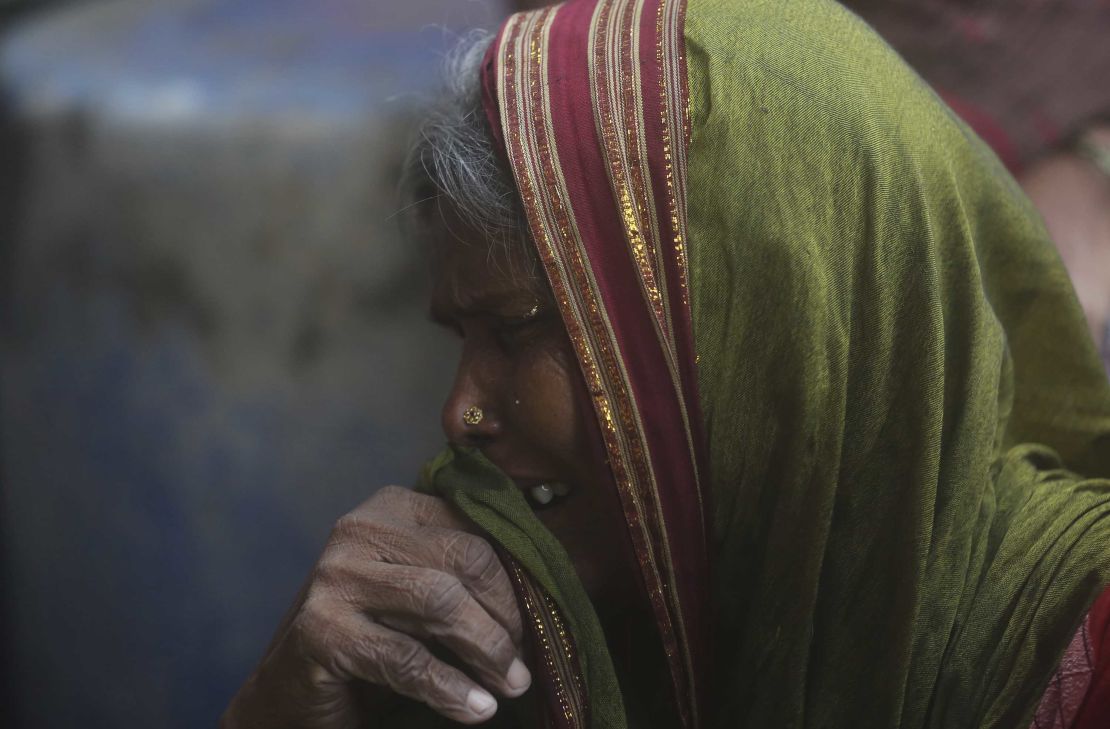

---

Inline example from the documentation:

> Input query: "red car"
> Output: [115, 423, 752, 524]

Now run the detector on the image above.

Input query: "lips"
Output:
[508, 476, 556, 490]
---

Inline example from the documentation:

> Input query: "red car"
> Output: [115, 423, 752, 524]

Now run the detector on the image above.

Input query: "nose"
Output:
[441, 346, 504, 447]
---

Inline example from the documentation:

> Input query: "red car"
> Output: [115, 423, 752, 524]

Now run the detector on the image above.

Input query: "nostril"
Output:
[461, 431, 494, 448]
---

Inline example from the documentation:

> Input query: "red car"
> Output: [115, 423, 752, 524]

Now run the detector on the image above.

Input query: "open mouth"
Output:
[511, 478, 572, 510]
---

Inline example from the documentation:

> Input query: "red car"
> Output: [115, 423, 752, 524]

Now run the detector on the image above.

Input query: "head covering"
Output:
[422, 0, 1110, 727]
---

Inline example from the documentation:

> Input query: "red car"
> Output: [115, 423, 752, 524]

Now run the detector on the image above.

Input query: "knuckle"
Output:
[336, 628, 388, 684]
[320, 565, 362, 606]
[372, 485, 410, 511]
[330, 513, 364, 543]
[448, 533, 500, 584]
[293, 592, 340, 654]
[378, 484, 408, 500]
[410, 492, 449, 524]
[419, 573, 467, 621]
[299, 588, 331, 626]
[313, 548, 370, 601]
[313, 548, 346, 585]
[387, 638, 433, 689]
[371, 527, 412, 562]
[425, 662, 466, 709]
[483, 625, 515, 667]
[329, 513, 391, 558]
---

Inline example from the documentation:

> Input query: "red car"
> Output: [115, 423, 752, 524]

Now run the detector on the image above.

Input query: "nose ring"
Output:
[462, 406, 484, 426]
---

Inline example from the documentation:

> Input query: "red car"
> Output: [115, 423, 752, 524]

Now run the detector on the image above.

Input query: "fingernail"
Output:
[467, 688, 496, 716]
[506, 658, 532, 693]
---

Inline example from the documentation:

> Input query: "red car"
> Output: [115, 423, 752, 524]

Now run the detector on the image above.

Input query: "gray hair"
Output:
[402, 30, 536, 273]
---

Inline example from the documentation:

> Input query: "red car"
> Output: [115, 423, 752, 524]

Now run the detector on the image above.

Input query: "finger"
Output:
[299, 601, 499, 725]
[397, 566, 531, 698]
[430, 528, 523, 648]
[329, 513, 523, 648]
[357, 486, 475, 532]
[321, 560, 530, 697]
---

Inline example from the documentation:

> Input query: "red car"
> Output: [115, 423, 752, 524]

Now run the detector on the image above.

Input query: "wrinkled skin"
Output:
[429, 231, 642, 615]
[221, 486, 529, 728]
[221, 225, 643, 728]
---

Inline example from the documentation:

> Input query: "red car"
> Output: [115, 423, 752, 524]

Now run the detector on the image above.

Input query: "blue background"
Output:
[0, 0, 506, 725]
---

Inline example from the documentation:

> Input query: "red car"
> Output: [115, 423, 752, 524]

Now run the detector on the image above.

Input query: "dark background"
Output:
[0, 1, 504, 726]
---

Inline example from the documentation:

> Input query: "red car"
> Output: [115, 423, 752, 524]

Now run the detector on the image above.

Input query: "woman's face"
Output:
[430, 224, 642, 616]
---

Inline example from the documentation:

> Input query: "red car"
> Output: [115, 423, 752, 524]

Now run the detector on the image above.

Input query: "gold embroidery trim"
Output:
[496, 1, 703, 726]
[506, 560, 588, 729]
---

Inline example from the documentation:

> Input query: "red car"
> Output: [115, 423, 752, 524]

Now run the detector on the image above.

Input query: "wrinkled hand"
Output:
[220, 486, 529, 728]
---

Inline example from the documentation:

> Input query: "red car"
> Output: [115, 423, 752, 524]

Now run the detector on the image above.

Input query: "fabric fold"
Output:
[423, 446, 628, 729]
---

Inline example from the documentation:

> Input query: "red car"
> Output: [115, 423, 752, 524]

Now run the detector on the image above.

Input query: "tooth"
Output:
[531, 484, 554, 505]
[551, 483, 570, 496]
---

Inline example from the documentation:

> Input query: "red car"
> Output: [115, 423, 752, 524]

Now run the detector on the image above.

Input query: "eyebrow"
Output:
[427, 290, 534, 326]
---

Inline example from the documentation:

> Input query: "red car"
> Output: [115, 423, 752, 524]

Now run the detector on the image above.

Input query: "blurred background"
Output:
[0, 0, 501, 726]
[1, 1, 1107, 727]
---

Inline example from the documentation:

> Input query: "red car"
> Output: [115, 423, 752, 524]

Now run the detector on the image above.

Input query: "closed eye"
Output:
[494, 314, 549, 350]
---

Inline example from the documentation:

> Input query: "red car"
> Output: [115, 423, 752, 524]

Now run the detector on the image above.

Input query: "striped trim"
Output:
[587, 0, 703, 723]
[491, 1, 706, 726]
[506, 558, 589, 729]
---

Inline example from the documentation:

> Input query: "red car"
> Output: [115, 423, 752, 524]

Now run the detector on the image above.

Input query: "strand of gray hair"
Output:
[403, 29, 531, 264]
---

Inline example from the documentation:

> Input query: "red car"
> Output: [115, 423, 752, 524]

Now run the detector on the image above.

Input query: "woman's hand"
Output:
[220, 486, 530, 728]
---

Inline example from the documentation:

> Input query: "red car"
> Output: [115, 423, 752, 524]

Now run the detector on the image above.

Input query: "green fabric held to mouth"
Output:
[421, 445, 628, 729]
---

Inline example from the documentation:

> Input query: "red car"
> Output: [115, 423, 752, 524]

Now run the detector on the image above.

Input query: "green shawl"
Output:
[417, 0, 1110, 727]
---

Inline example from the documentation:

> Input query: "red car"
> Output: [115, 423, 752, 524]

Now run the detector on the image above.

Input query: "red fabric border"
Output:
[1073, 584, 1110, 728]
[481, 1, 709, 726]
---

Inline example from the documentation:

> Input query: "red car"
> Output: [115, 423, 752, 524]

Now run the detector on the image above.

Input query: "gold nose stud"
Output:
[462, 406, 484, 425]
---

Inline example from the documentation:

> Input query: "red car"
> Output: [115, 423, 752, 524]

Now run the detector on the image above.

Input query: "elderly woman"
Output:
[221, 0, 1110, 727]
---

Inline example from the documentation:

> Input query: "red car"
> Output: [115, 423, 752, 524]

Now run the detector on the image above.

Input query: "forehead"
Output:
[429, 233, 544, 318]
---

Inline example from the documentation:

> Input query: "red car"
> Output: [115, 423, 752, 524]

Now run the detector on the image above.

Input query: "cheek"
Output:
[512, 339, 642, 608]
[512, 343, 582, 458]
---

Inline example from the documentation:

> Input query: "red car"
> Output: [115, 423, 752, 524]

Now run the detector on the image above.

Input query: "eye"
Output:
[493, 312, 549, 351]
